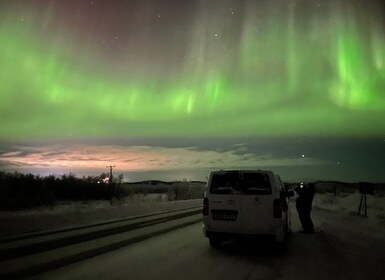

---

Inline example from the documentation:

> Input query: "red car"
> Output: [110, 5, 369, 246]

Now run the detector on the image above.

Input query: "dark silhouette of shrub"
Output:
[0, 171, 206, 210]
[0, 171, 110, 210]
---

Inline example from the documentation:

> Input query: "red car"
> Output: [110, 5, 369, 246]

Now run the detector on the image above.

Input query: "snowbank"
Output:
[313, 191, 385, 237]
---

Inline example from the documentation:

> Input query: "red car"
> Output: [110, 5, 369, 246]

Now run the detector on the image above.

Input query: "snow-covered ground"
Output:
[0, 195, 201, 237]
[2, 191, 385, 280]
[315, 192, 384, 222]
[1, 191, 384, 238]
[314, 191, 384, 214]
[312, 191, 385, 240]
[36, 191, 385, 280]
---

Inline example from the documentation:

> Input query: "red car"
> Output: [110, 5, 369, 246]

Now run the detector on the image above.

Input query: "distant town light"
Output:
[102, 177, 109, 183]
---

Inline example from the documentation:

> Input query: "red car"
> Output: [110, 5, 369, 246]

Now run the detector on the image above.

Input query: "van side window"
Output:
[240, 172, 272, 195]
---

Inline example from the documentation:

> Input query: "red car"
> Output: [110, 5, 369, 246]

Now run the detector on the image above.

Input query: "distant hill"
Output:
[284, 180, 385, 193]
[125, 180, 206, 186]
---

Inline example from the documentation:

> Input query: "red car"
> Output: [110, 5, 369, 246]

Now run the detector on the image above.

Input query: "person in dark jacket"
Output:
[295, 183, 315, 233]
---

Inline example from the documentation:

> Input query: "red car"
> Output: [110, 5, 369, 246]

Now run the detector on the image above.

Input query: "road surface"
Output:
[35, 206, 385, 280]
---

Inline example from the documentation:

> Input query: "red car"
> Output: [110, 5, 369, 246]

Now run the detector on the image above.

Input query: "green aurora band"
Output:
[0, 1, 384, 139]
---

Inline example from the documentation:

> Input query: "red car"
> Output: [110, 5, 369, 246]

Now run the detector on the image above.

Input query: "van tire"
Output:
[209, 237, 222, 248]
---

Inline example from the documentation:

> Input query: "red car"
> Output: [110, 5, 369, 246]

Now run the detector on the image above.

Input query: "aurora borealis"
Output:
[0, 0, 384, 182]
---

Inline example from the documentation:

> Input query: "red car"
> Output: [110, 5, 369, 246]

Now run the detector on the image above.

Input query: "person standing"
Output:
[295, 183, 315, 233]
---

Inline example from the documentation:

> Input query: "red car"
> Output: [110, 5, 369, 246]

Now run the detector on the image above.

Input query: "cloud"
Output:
[0, 143, 332, 174]
[1, 151, 24, 157]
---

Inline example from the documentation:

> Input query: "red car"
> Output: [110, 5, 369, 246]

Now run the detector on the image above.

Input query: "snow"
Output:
[0, 195, 201, 237]
[314, 192, 384, 213]
[38, 193, 385, 280]
[1, 191, 384, 239]
[2, 191, 385, 280]
[312, 191, 385, 239]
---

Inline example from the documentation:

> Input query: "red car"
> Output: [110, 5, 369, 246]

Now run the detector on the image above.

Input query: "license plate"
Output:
[213, 213, 237, 221]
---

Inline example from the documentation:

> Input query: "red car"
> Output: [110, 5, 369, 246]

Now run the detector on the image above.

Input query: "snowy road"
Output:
[35, 206, 385, 280]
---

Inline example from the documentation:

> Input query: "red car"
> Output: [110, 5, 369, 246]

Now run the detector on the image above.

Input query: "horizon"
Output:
[2, 163, 385, 184]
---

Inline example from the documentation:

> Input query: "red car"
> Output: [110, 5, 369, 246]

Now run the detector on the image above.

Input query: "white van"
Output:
[202, 169, 292, 247]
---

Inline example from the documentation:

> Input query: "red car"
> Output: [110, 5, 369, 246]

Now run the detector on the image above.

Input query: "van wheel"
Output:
[209, 237, 222, 248]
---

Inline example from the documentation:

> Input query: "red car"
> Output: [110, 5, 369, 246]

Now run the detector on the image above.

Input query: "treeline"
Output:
[117, 182, 205, 201]
[0, 171, 205, 211]
[0, 171, 112, 210]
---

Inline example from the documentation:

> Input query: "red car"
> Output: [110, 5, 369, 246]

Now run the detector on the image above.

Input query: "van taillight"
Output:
[273, 199, 282, 218]
[203, 197, 209, 216]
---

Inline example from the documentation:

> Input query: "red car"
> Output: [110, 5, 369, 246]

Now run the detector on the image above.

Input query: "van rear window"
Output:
[210, 171, 272, 195]
[210, 171, 240, 194]
[240, 172, 272, 195]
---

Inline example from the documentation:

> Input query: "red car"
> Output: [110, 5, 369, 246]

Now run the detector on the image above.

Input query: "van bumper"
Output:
[204, 230, 281, 242]
[203, 225, 286, 242]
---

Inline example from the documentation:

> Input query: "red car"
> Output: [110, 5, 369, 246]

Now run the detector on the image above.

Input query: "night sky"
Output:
[0, 0, 384, 182]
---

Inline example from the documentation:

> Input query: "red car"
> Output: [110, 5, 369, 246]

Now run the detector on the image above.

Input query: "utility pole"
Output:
[106, 165, 115, 204]
[106, 165, 115, 185]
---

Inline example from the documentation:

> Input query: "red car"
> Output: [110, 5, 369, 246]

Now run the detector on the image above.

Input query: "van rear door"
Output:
[207, 171, 242, 234]
[239, 171, 274, 234]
